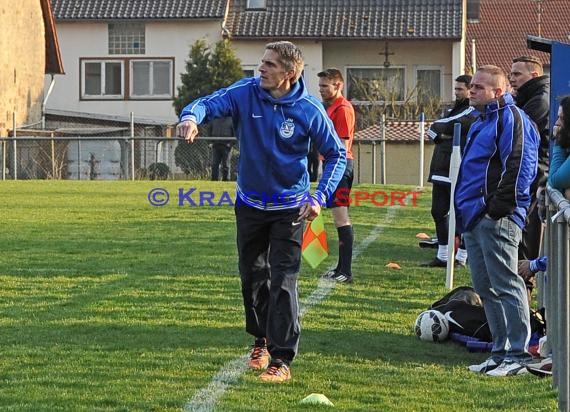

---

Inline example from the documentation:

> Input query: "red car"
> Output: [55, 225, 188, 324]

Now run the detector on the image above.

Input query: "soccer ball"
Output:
[414, 310, 449, 342]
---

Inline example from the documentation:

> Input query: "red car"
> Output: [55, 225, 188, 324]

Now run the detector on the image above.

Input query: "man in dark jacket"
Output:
[423, 75, 475, 268]
[210, 117, 234, 181]
[509, 55, 550, 260]
[456, 65, 539, 376]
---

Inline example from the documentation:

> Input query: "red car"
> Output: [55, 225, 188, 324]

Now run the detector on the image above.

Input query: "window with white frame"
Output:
[81, 58, 174, 100]
[246, 0, 267, 10]
[415, 67, 442, 106]
[82, 60, 124, 98]
[346, 67, 405, 103]
[108, 22, 145, 55]
[130, 60, 173, 98]
[242, 66, 258, 78]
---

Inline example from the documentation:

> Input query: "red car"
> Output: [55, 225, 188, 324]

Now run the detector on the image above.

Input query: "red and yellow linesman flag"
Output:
[302, 213, 329, 269]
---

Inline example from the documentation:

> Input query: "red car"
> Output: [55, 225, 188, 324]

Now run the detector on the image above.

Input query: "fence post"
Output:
[554, 215, 565, 392]
[559, 220, 570, 412]
[51, 132, 56, 179]
[77, 140, 81, 181]
[356, 140, 361, 184]
[381, 114, 386, 184]
[445, 122, 462, 290]
[547, 193, 558, 390]
[2, 138, 5, 180]
[12, 112, 17, 180]
[418, 112, 425, 188]
[545, 187, 570, 412]
[371, 140, 377, 184]
[130, 112, 135, 181]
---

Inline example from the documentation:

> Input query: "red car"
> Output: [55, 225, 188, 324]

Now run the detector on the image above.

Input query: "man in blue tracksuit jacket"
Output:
[455, 65, 538, 377]
[177, 41, 346, 383]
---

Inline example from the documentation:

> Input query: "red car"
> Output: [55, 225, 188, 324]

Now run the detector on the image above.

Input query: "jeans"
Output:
[463, 215, 532, 362]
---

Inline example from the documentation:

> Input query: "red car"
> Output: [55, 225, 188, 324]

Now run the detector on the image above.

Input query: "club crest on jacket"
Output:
[280, 119, 295, 139]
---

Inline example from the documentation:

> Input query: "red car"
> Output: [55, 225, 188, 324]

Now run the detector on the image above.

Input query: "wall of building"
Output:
[46, 20, 224, 124]
[322, 40, 457, 104]
[353, 141, 435, 186]
[47, 19, 463, 127]
[0, 0, 46, 135]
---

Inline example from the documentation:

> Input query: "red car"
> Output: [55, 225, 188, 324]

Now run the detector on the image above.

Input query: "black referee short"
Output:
[328, 159, 354, 208]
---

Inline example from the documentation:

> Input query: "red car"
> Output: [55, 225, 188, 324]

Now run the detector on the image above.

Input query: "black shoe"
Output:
[322, 269, 353, 283]
[419, 238, 438, 249]
[421, 257, 447, 267]
[454, 260, 467, 269]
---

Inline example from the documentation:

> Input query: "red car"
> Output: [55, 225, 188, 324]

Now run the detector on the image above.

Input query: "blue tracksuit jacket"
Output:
[180, 76, 346, 210]
[454, 93, 539, 232]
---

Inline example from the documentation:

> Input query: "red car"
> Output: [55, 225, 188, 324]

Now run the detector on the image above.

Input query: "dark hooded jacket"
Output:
[515, 75, 550, 185]
[427, 98, 476, 184]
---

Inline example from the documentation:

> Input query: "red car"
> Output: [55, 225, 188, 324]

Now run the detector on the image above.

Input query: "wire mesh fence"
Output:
[0, 135, 239, 181]
[2, 111, 242, 181]
[2, 111, 431, 183]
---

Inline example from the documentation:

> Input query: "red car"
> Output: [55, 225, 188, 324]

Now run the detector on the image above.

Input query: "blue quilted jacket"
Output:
[455, 93, 539, 232]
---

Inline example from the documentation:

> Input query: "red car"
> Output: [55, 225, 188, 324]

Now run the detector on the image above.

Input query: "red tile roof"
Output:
[355, 121, 431, 142]
[466, 0, 570, 73]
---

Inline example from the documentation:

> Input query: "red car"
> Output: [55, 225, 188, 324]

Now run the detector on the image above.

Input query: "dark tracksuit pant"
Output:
[431, 183, 466, 249]
[211, 143, 231, 181]
[235, 204, 303, 364]
[431, 183, 451, 246]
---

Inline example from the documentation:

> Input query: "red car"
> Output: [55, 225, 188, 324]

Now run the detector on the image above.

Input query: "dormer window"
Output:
[467, 0, 481, 23]
[246, 0, 266, 10]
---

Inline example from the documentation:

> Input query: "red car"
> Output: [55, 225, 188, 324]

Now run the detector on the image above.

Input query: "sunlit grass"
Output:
[0, 181, 557, 411]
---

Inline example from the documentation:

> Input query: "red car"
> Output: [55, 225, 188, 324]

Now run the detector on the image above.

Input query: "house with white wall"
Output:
[46, 0, 228, 125]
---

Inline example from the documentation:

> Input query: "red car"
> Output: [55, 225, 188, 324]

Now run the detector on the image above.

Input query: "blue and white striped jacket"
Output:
[180, 76, 346, 210]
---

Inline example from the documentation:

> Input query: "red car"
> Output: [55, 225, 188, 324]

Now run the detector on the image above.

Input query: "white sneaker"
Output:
[486, 360, 528, 377]
[526, 357, 552, 377]
[468, 358, 500, 373]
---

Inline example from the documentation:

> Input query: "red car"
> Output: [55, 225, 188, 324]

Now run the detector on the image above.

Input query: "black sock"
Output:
[337, 225, 353, 275]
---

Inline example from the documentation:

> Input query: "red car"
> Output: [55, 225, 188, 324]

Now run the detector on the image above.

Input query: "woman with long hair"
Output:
[548, 95, 570, 196]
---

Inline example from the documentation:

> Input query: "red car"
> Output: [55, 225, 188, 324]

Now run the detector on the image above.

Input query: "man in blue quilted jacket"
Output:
[455, 65, 539, 377]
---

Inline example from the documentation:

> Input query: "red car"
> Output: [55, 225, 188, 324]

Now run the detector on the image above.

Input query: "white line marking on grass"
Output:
[183, 195, 410, 412]
[183, 355, 250, 412]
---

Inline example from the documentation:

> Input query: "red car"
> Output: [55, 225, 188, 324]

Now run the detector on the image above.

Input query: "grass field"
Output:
[0, 181, 557, 411]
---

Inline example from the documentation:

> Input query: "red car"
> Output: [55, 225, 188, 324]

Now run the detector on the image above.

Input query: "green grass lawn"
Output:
[0, 181, 557, 411]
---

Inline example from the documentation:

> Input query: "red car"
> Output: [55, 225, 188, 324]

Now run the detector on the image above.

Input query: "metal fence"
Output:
[3, 110, 433, 183]
[0, 135, 432, 185]
[543, 186, 570, 412]
[0, 135, 240, 181]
